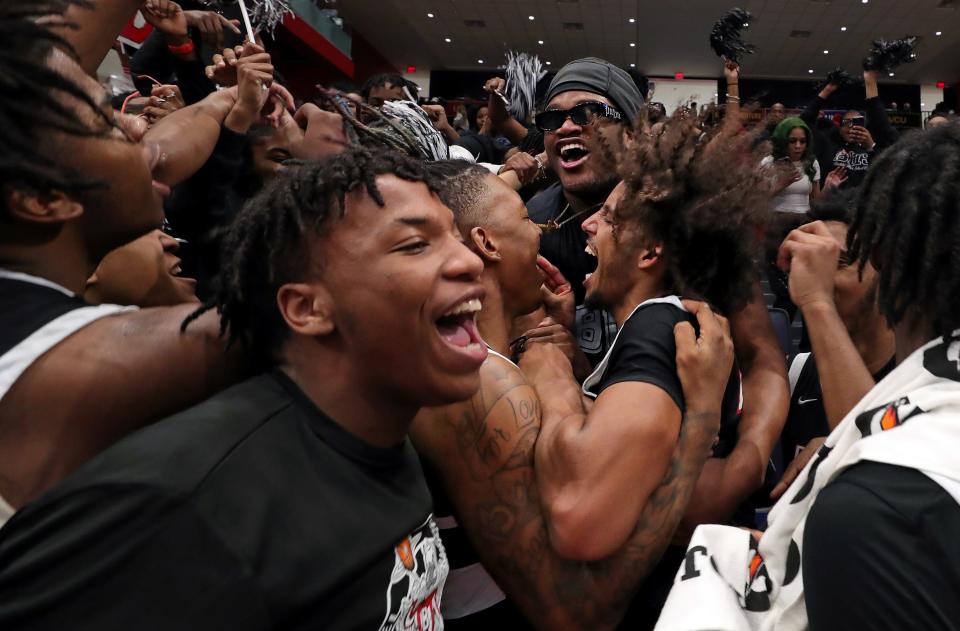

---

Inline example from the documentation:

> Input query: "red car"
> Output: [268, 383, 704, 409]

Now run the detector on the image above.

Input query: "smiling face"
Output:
[43, 49, 165, 260]
[313, 175, 488, 406]
[787, 127, 809, 162]
[581, 182, 647, 311]
[543, 90, 623, 201]
[85, 229, 198, 307]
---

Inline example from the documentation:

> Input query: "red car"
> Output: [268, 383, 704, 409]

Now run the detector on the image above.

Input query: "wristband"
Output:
[167, 40, 195, 56]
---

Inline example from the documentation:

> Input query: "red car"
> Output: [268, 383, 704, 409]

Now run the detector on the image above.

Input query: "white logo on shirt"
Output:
[379, 516, 449, 631]
[798, 397, 819, 405]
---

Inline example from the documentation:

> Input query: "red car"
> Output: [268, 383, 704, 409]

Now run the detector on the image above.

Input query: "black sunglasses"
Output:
[534, 101, 623, 131]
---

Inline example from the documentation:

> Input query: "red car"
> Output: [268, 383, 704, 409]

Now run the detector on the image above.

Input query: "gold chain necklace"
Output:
[536, 202, 602, 233]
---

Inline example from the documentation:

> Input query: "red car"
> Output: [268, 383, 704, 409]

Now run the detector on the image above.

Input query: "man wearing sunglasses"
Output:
[524, 57, 644, 367]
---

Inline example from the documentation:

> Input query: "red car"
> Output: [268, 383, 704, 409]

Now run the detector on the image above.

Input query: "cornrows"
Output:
[0, 0, 116, 218]
[183, 148, 439, 368]
[848, 123, 960, 341]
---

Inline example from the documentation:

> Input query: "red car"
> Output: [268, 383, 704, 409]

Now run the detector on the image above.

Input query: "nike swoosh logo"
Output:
[798, 398, 819, 405]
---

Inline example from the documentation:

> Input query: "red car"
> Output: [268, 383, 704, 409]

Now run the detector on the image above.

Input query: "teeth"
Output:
[584, 244, 596, 257]
[171, 265, 182, 275]
[560, 143, 589, 158]
[442, 298, 482, 318]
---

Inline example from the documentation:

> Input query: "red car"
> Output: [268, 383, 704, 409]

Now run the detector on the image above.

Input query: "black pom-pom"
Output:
[863, 37, 919, 73]
[818, 67, 859, 91]
[710, 8, 756, 63]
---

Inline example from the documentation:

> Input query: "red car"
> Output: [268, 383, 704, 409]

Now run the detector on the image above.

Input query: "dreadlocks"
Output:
[600, 113, 773, 314]
[848, 122, 960, 340]
[185, 147, 438, 368]
[0, 0, 115, 220]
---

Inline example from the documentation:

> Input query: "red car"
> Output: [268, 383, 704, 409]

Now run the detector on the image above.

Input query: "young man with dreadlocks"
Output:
[767, 189, 896, 501]
[411, 161, 733, 630]
[0, 0, 292, 524]
[524, 58, 789, 541]
[519, 107, 779, 628]
[0, 149, 488, 628]
[653, 123, 960, 631]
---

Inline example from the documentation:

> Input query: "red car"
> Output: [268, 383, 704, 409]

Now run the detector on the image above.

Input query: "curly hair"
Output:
[0, 0, 115, 220]
[598, 112, 774, 314]
[184, 147, 438, 368]
[848, 122, 960, 340]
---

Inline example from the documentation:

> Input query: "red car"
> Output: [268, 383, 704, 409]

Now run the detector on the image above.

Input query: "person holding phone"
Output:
[800, 69, 898, 189]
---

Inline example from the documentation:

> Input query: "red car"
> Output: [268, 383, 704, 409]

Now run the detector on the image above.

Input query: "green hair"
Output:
[772, 117, 817, 181]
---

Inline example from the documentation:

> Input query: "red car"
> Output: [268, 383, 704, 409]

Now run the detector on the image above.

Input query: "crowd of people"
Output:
[1, 1, 959, 630]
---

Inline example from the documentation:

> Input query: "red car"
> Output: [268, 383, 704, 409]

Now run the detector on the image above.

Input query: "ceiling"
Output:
[334, 0, 960, 83]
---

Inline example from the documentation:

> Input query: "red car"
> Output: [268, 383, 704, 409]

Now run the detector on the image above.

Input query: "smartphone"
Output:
[849, 115, 865, 128]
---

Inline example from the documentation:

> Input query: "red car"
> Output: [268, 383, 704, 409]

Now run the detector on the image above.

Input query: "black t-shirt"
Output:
[584, 301, 742, 457]
[583, 301, 741, 631]
[781, 353, 896, 471]
[0, 372, 447, 630]
[804, 461, 960, 631]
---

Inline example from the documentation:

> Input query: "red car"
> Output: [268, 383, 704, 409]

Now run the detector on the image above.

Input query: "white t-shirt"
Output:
[762, 156, 821, 214]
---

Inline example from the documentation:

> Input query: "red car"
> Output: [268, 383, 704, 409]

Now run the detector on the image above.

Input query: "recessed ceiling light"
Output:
[629, 42, 636, 47]
[889, 72, 895, 77]
[808, 69, 814, 74]
[936, 31, 943, 36]
[545, 61, 552, 65]
[841, 26, 847, 32]
[862, 0, 868, 4]
[538, 40, 544, 45]
[628, 18, 636, 23]
[744, 23, 750, 27]
[427, 12, 434, 18]
[478, 59, 484, 64]
[528, 15, 535, 20]
[444, 37, 451, 43]
[823, 50, 829, 54]
[630, 63, 636, 67]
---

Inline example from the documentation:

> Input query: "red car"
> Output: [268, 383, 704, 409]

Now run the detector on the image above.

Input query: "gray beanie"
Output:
[543, 57, 644, 125]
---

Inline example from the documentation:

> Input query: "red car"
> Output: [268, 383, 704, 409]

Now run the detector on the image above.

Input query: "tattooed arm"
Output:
[411, 302, 730, 630]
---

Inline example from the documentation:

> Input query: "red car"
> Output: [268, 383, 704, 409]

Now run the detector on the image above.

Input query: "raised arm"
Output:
[484, 77, 531, 145]
[800, 83, 837, 128]
[720, 60, 742, 137]
[146, 42, 281, 185]
[863, 70, 899, 150]
[778, 222, 876, 429]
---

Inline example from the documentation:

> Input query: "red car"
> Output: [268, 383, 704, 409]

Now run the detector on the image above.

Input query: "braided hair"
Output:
[0, 0, 115, 220]
[848, 122, 960, 340]
[600, 113, 774, 314]
[184, 147, 438, 368]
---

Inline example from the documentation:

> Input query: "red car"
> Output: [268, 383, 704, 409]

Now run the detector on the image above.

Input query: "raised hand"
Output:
[141, 0, 188, 38]
[184, 10, 242, 51]
[776, 221, 842, 311]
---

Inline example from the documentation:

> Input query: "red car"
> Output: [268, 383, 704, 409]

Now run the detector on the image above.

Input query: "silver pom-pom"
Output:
[505, 51, 547, 124]
[379, 101, 449, 161]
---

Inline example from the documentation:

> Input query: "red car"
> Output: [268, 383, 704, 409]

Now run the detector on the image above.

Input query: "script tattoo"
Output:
[437, 355, 717, 630]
